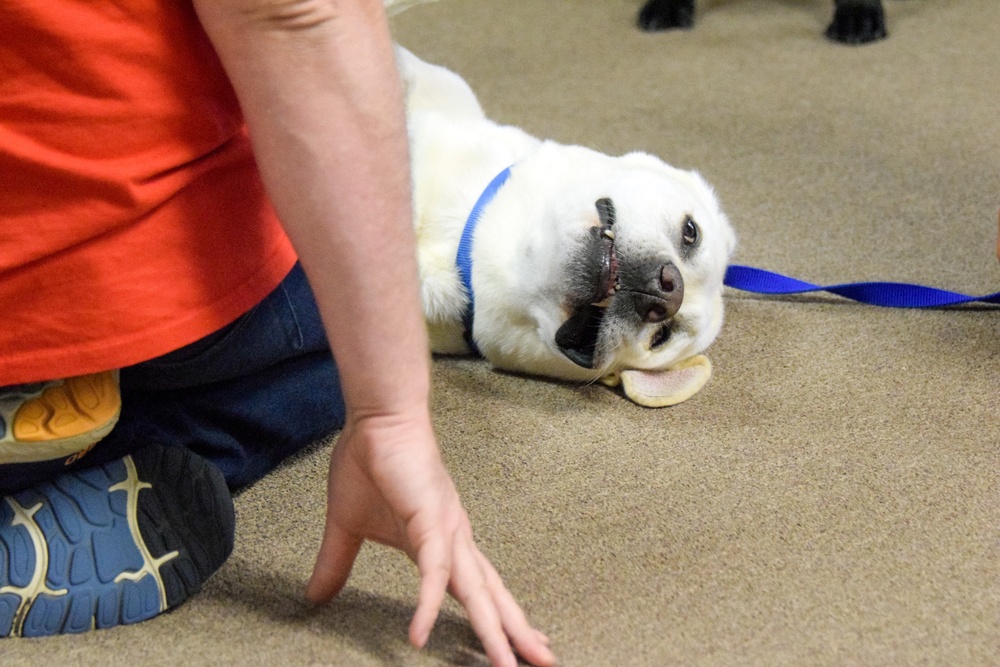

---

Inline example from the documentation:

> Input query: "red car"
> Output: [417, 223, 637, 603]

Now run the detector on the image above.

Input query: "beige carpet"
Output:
[9, 1, 998, 665]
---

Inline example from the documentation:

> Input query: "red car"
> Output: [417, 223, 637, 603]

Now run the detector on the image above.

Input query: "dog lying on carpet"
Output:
[395, 46, 736, 407]
[638, 0, 890, 44]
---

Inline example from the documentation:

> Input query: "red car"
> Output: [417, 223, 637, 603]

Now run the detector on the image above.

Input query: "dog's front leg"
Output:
[826, 0, 888, 44]
[637, 0, 696, 31]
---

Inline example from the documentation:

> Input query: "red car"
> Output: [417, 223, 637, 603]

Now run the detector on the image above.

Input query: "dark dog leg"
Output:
[638, 0, 696, 31]
[826, 0, 888, 44]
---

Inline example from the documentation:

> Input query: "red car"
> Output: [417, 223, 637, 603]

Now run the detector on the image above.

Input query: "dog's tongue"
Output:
[601, 355, 712, 407]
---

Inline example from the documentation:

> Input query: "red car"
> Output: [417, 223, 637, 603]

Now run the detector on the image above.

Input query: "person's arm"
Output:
[191, 2, 555, 666]
[194, 0, 421, 413]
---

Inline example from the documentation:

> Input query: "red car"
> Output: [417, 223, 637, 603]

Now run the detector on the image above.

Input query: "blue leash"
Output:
[456, 166, 513, 354]
[725, 264, 1000, 308]
[460, 166, 998, 342]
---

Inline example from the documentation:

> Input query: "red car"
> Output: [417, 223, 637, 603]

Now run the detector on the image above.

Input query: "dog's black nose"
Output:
[633, 262, 683, 323]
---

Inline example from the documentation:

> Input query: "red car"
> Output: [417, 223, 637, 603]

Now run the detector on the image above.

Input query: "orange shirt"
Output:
[0, 1, 297, 385]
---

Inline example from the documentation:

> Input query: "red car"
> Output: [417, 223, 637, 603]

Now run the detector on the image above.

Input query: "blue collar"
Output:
[456, 166, 513, 355]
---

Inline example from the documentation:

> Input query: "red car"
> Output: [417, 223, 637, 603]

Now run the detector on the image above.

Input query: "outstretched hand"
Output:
[305, 411, 557, 667]
[193, 0, 554, 663]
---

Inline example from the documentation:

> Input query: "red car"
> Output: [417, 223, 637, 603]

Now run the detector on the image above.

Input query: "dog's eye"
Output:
[682, 216, 699, 247]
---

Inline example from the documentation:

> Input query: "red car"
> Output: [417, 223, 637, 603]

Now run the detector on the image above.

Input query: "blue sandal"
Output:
[0, 443, 234, 637]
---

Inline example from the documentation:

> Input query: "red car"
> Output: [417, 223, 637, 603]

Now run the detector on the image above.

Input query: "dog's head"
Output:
[471, 144, 736, 407]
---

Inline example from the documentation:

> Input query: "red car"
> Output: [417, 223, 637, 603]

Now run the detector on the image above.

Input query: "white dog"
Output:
[390, 4, 736, 407]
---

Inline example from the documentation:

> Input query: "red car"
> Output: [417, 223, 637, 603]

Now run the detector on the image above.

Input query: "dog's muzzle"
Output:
[555, 198, 685, 369]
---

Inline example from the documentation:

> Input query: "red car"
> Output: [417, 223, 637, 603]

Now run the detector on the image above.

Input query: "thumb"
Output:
[306, 519, 363, 604]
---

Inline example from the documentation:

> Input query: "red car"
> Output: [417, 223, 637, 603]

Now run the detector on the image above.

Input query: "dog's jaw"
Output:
[553, 198, 620, 369]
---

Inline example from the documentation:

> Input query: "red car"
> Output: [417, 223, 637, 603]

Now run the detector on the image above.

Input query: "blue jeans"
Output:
[0, 264, 345, 494]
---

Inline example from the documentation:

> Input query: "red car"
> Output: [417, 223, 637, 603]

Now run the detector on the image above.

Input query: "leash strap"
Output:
[724, 264, 1000, 307]
[456, 166, 513, 354]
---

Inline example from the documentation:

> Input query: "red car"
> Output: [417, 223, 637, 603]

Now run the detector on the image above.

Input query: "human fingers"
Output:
[408, 529, 452, 648]
[305, 517, 364, 604]
[448, 533, 519, 667]
[474, 548, 557, 666]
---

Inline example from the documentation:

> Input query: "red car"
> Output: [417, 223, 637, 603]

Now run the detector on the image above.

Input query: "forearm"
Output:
[194, 0, 429, 417]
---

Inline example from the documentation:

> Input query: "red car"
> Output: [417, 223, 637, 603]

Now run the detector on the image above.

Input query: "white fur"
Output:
[397, 45, 736, 390]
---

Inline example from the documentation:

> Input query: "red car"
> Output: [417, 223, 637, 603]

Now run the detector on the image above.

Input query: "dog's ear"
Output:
[601, 355, 712, 408]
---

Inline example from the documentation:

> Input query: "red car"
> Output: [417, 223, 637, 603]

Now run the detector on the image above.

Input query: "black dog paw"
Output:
[638, 0, 696, 31]
[826, 0, 887, 44]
